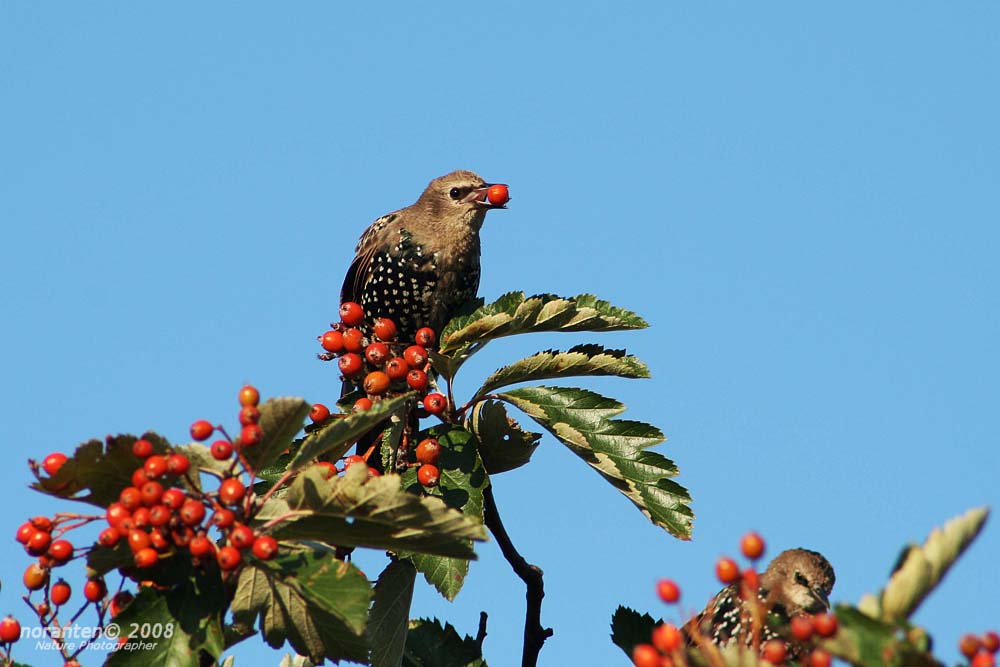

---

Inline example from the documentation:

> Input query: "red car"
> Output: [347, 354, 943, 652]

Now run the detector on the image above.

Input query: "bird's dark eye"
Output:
[794, 572, 810, 587]
[449, 187, 462, 200]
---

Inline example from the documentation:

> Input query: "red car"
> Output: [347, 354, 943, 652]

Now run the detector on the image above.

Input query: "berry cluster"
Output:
[960, 630, 999, 667]
[633, 532, 839, 667]
[317, 302, 447, 418]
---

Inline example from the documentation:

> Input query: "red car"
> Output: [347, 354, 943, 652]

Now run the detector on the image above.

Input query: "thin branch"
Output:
[483, 485, 552, 667]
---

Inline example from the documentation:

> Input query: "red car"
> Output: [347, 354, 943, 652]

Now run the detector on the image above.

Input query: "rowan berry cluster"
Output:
[633, 532, 839, 667]
[317, 302, 447, 417]
[960, 630, 999, 667]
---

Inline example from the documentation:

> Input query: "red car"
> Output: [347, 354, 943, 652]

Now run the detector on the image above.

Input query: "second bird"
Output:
[341, 170, 509, 339]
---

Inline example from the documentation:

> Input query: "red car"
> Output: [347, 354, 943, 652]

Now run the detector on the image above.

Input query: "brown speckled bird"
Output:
[341, 170, 507, 339]
[683, 549, 835, 650]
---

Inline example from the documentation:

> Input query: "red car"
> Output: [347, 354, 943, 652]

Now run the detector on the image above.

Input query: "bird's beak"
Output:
[464, 184, 510, 209]
[807, 587, 830, 613]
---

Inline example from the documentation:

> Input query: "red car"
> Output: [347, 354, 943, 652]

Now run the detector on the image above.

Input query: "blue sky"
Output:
[2, 3, 997, 666]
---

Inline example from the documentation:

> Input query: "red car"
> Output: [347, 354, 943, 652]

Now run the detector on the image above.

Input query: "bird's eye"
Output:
[794, 572, 810, 587]
[449, 187, 462, 200]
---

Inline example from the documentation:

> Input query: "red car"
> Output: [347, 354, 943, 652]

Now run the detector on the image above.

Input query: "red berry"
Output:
[715, 556, 740, 584]
[415, 327, 436, 347]
[190, 420, 214, 442]
[162, 488, 186, 510]
[486, 183, 509, 206]
[149, 529, 169, 550]
[314, 461, 338, 479]
[134, 547, 158, 568]
[98, 527, 122, 547]
[119, 486, 142, 511]
[42, 452, 68, 476]
[343, 454, 366, 469]
[342, 328, 365, 353]
[144, 455, 168, 479]
[128, 529, 151, 553]
[229, 523, 255, 549]
[131, 507, 151, 528]
[372, 317, 397, 342]
[365, 341, 390, 365]
[740, 567, 760, 596]
[140, 481, 164, 506]
[27, 529, 52, 555]
[15, 522, 34, 544]
[762, 639, 787, 664]
[813, 612, 839, 638]
[320, 330, 345, 353]
[310, 403, 331, 422]
[211, 439, 234, 460]
[364, 370, 391, 395]
[983, 632, 1000, 654]
[415, 438, 441, 465]
[50, 579, 71, 606]
[385, 357, 409, 380]
[0, 616, 21, 643]
[131, 467, 150, 487]
[167, 453, 190, 475]
[963, 635, 984, 659]
[109, 591, 133, 617]
[218, 545, 242, 570]
[106, 503, 131, 527]
[238, 384, 260, 407]
[339, 301, 364, 326]
[353, 397, 373, 412]
[403, 345, 428, 368]
[189, 535, 215, 558]
[83, 578, 106, 603]
[31, 516, 53, 531]
[406, 369, 428, 391]
[790, 615, 814, 642]
[23, 563, 49, 590]
[423, 393, 447, 415]
[132, 439, 154, 458]
[240, 423, 264, 447]
[239, 405, 261, 426]
[252, 535, 279, 560]
[48, 539, 74, 563]
[740, 531, 765, 560]
[211, 508, 236, 529]
[631, 643, 660, 667]
[180, 500, 207, 526]
[219, 478, 246, 505]
[417, 463, 440, 487]
[656, 579, 681, 603]
[171, 527, 194, 548]
[974, 652, 998, 667]
[652, 622, 682, 652]
[338, 352, 364, 377]
[808, 649, 832, 667]
[149, 504, 171, 527]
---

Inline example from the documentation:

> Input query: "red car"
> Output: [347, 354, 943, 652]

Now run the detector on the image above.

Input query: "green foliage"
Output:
[610, 606, 659, 659]
[465, 400, 540, 474]
[403, 618, 487, 667]
[243, 397, 312, 471]
[367, 560, 418, 667]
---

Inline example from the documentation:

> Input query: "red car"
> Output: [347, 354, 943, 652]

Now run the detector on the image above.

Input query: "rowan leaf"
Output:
[497, 386, 692, 539]
[439, 292, 648, 354]
[466, 401, 540, 474]
[403, 618, 487, 667]
[367, 560, 418, 667]
[242, 397, 311, 472]
[230, 543, 371, 664]
[610, 606, 660, 659]
[264, 464, 486, 558]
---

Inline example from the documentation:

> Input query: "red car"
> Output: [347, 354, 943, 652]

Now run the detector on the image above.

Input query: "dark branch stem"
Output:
[483, 485, 552, 667]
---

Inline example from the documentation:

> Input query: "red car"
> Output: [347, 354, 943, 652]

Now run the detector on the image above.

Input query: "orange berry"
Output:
[963, 635, 985, 659]
[973, 652, 997, 667]
[983, 631, 1000, 654]
[240, 423, 264, 447]
[238, 384, 260, 407]
[652, 623, 682, 652]
[656, 579, 681, 603]
[42, 452, 68, 476]
[353, 397, 373, 412]
[310, 403, 331, 422]
[320, 330, 344, 353]
[632, 643, 661, 667]
[414, 327, 436, 347]
[364, 371, 391, 395]
[808, 649, 832, 667]
[417, 464, 440, 487]
[715, 557, 740, 584]
[415, 438, 441, 465]
[190, 420, 214, 441]
[339, 302, 364, 326]
[487, 183, 510, 206]
[740, 531, 765, 560]
[790, 615, 814, 642]
[372, 317, 397, 342]
[762, 639, 787, 664]
[217, 545, 242, 570]
[813, 612, 839, 638]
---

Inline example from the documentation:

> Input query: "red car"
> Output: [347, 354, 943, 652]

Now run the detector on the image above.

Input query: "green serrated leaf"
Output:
[876, 506, 989, 623]
[174, 443, 231, 490]
[439, 292, 648, 354]
[610, 606, 660, 659]
[230, 543, 371, 664]
[403, 617, 486, 667]
[290, 394, 414, 470]
[31, 433, 169, 507]
[398, 426, 488, 600]
[472, 344, 649, 401]
[498, 386, 692, 539]
[466, 401, 540, 474]
[819, 605, 938, 667]
[241, 397, 311, 472]
[106, 569, 225, 667]
[264, 464, 486, 558]
[367, 560, 417, 667]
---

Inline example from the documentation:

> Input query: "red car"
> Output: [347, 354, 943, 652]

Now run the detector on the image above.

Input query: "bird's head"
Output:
[760, 548, 836, 616]
[415, 170, 509, 231]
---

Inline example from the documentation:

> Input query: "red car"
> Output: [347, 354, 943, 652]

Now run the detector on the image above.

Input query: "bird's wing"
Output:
[341, 213, 399, 304]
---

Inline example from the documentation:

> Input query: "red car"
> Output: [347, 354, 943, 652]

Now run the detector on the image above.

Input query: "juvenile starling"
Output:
[683, 548, 836, 649]
[341, 170, 508, 339]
